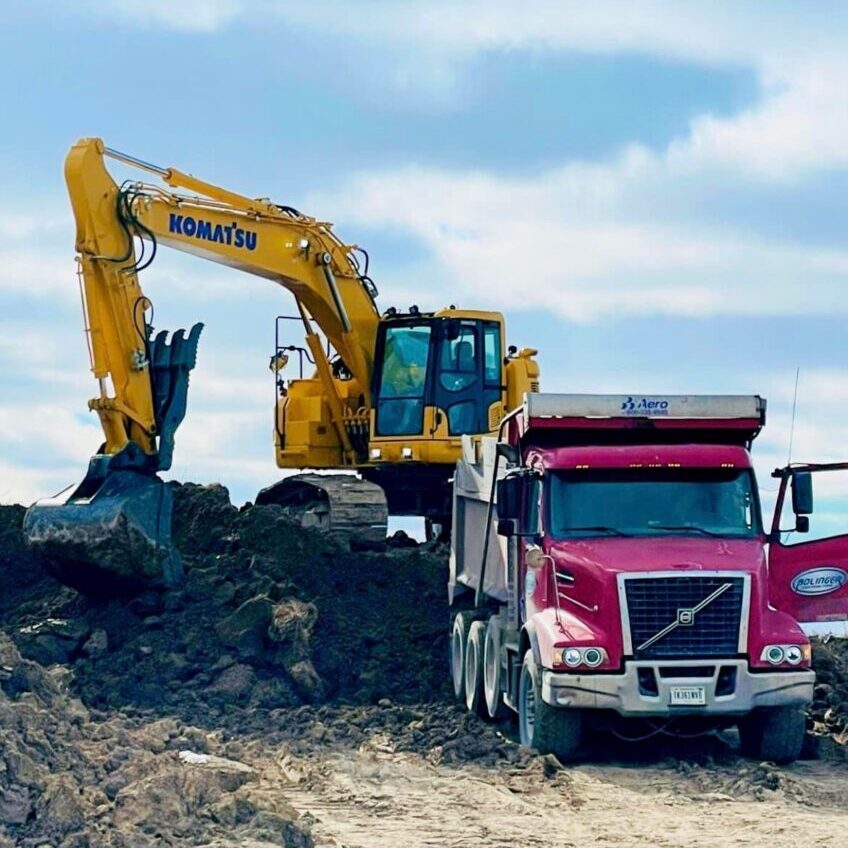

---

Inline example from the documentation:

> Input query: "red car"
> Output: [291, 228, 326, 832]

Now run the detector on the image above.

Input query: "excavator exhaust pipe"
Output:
[24, 446, 181, 595]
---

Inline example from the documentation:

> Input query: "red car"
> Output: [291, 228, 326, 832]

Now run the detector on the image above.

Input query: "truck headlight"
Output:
[557, 647, 606, 669]
[784, 645, 803, 665]
[563, 648, 582, 667]
[761, 644, 807, 666]
[763, 645, 785, 665]
[583, 648, 604, 668]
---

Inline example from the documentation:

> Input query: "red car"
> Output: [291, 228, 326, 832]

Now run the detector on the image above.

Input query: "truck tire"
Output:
[450, 613, 471, 701]
[464, 621, 489, 718]
[737, 706, 806, 765]
[483, 617, 508, 720]
[518, 650, 583, 761]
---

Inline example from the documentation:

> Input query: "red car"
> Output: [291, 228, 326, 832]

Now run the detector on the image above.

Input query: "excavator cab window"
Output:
[374, 323, 433, 436]
[433, 319, 502, 435]
[374, 317, 503, 438]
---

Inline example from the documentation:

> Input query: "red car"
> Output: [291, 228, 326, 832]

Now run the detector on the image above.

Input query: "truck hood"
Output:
[545, 535, 766, 576]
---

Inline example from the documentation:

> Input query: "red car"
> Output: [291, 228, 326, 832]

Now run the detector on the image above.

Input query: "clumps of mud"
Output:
[0, 486, 451, 846]
[810, 637, 848, 746]
[0, 484, 449, 727]
[0, 632, 311, 848]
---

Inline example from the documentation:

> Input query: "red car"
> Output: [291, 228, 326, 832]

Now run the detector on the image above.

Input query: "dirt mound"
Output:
[0, 486, 450, 844]
[810, 637, 848, 745]
[0, 484, 449, 726]
[0, 632, 311, 847]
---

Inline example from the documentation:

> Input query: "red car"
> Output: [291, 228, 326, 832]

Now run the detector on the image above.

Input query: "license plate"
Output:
[669, 685, 706, 706]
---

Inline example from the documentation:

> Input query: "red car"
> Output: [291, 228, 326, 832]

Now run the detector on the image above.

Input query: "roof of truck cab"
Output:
[527, 443, 753, 471]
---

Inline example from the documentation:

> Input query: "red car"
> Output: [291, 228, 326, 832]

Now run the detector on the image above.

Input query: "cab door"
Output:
[432, 319, 502, 438]
[768, 464, 848, 634]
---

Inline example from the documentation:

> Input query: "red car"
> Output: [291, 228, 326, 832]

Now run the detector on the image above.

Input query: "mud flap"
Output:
[24, 445, 181, 594]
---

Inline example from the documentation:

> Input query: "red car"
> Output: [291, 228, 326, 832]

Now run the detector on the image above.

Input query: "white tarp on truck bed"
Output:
[525, 393, 765, 421]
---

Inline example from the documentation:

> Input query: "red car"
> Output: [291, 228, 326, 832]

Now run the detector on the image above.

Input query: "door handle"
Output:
[430, 410, 443, 434]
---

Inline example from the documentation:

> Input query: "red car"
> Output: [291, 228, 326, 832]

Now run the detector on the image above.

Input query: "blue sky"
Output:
[4, 0, 848, 532]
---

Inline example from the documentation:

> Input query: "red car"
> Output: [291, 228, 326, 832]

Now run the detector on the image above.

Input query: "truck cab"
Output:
[449, 394, 844, 763]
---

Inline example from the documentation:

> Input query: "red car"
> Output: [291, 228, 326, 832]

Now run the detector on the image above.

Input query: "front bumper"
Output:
[541, 659, 814, 717]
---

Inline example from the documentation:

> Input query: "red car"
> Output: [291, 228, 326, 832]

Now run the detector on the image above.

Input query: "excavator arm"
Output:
[65, 138, 380, 467]
[25, 138, 540, 591]
[25, 138, 384, 590]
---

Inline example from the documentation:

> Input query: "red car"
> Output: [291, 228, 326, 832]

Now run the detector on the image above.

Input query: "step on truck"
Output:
[449, 394, 847, 764]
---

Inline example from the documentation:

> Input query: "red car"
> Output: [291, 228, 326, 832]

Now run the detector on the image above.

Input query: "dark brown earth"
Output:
[1, 484, 846, 847]
[0, 483, 452, 846]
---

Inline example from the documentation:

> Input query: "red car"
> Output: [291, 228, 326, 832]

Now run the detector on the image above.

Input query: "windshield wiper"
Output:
[564, 526, 632, 537]
[649, 523, 725, 537]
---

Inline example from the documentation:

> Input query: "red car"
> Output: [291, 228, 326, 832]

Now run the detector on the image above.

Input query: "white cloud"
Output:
[310, 161, 848, 321]
[73, 2, 848, 176]
[93, 0, 247, 32]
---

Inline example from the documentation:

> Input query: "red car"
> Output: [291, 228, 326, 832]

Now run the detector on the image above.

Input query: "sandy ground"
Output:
[209, 712, 847, 848]
[276, 744, 848, 848]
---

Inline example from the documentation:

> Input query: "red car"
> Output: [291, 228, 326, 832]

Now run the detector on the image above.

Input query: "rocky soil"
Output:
[1, 484, 847, 846]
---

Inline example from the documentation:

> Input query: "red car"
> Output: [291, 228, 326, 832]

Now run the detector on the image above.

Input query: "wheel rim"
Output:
[464, 632, 478, 703]
[484, 628, 499, 714]
[519, 663, 535, 745]
[451, 624, 464, 696]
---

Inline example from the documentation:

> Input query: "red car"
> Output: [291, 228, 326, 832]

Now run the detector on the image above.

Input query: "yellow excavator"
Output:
[24, 138, 539, 591]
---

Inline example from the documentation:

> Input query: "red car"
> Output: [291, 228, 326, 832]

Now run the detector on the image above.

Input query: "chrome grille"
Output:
[624, 575, 745, 659]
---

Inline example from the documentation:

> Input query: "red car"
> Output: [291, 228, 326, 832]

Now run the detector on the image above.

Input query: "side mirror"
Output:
[795, 515, 810, 533]
[496, 476, 523, 521]
[792, 471, 814, 516]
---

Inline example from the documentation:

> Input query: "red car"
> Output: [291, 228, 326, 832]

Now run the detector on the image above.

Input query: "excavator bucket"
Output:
[24, 455, 180, 594]
[24, 324, 203, 594]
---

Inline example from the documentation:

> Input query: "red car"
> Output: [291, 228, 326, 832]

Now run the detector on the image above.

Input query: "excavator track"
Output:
[256, 474, 388, 550]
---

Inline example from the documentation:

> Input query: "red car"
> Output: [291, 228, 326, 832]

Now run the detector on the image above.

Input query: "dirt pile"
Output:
[810, 637, 848, 745]
[0, 485, 451, 845]
[0, 484, 449, 726]
[0, 631, 311, 847]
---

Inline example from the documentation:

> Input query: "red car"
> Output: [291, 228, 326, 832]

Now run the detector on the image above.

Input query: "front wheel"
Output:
[518, 650, 583, 761]
[738, 706, 806, 764]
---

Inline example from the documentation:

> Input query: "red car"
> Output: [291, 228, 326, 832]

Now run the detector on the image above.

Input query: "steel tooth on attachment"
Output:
[150, 329, 173, 430]
[153, 322, 204, 471]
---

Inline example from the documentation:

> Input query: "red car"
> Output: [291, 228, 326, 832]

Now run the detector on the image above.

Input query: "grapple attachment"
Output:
[24, 323, 203, 594]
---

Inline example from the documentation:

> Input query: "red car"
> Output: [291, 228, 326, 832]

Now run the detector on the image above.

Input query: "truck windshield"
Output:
[547, 468, 761, 540]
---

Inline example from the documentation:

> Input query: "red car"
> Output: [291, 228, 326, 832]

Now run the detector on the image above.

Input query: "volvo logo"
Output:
[637, 582, 732, 652]
[790, 567, 848, 597]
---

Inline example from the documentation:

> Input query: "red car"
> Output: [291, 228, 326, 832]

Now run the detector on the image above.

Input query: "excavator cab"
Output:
[372, 310, 505, 445]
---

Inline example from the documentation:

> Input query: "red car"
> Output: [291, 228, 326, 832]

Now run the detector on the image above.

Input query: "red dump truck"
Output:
[449, 394, 848, 763]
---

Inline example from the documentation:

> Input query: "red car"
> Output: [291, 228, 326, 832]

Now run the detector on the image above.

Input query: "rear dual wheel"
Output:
[464, 621, 489, 717]
[451, 614, 506, 721]
[450, 613, 471, 701]
[483, 618, 508, 720]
